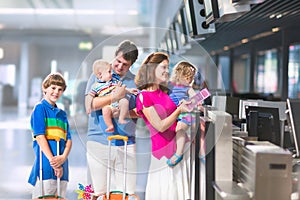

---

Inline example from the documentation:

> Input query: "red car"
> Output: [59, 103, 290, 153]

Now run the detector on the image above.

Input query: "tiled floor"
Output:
[0, 106, 88, 199]
[0, 106, 150, 200]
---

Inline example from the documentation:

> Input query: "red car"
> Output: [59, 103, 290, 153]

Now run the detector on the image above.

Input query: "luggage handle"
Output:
[107, 135, 128, 142]
[107, 135, 128, 200]
[39, 135, 62, 198]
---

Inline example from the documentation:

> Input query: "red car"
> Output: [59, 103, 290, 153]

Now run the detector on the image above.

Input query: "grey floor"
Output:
[0, 106, 150, 200]
[0, 106, 87, 199]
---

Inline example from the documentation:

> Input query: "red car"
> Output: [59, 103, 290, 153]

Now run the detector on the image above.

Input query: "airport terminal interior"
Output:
[1, 0, 300, 199]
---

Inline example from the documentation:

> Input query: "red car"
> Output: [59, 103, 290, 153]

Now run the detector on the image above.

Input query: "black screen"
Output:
[245, 106, 280, 146]
[226, 96, 240, 120]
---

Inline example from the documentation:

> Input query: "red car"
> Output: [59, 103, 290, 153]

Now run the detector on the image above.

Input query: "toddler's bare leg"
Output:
[118, 98, 129, 124]
[176, 121, 189, 154]
[103, 106, 114, 132]
[169, 122, 189, 164]
[175, 132, 186, 156]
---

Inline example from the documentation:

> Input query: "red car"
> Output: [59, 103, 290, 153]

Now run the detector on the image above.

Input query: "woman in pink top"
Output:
[135, 52, 192, 200]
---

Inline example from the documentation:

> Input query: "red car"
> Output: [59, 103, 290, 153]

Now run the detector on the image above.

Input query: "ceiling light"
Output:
[269, 14, 275, 19]
[241, 38, 249, 44]
[0, 8, 34, 14]
[75, 9, 115, 15]
[0, 8, 119, 15]
[128, 10, 138, 15]
[0, 8, 139, 16]
[36, 9, 74, 15]
[100, 26, 144, 35]
[276, 14, 282, 19]
[251, 31, 273, 40]
[78, 41, 93, 50]
[272, 27, 280, 32]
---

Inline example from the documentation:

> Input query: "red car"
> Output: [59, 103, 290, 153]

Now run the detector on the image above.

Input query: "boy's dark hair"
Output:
[42, 72, 67, 91]
[115, 40, 138, 64]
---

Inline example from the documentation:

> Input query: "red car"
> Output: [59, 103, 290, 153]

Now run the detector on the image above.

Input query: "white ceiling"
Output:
[0, 0, 154, 36]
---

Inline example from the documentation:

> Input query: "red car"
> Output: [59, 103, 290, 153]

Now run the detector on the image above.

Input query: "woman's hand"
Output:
[178, 100, 193, 113]
[112, 82, 126, 102]
[126, 88, 139, 95]
[197, 102, 204, 110]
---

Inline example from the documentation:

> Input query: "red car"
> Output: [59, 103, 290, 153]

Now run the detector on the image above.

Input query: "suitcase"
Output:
[97, 135, 139, 200]
[33, 136, 66, 200]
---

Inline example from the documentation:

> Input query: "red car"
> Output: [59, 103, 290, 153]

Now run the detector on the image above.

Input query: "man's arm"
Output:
[89, 82, 127, 111]
[85, 94, 93, 114]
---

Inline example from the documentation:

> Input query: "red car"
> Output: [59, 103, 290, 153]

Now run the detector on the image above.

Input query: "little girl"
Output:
[167, 61, 197, 167]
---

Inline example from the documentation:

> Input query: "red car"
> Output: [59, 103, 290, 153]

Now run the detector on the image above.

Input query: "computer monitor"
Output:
[239, 99, 260, 119]
[226, 96, 240, 120]
[212, 95, 240, 121]
[245, 106, 281, 146]
[258, 100, 287, 121]
[286, 98, 300, 157]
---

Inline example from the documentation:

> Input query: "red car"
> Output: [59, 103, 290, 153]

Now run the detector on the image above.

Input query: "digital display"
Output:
[203, 0, 219, 24]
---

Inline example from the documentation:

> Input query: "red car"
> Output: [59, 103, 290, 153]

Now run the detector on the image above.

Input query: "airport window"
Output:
[255, 49, 278, 94]
[288, 44, 300, 98]
[219, 56, 230, 92]
[233, 54, 250, 93]
[0, 64, 16, 86]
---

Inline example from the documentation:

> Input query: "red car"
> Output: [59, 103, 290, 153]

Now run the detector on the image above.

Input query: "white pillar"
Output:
[0, 84, 3, 110]
[18, 42, 29, 117]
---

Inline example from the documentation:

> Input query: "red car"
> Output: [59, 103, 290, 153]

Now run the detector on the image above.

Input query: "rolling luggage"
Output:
[33, 136, 65, 200]
[97, 135, 139, 200]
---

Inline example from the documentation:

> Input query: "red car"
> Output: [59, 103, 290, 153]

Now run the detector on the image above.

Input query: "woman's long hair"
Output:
[135, 52, 169, 92]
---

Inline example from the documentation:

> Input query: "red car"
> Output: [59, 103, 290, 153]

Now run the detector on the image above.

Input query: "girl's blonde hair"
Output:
[170, 61, 197, 84]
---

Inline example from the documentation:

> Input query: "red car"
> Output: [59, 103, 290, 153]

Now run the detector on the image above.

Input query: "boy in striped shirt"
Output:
[28, 72, 72, 199]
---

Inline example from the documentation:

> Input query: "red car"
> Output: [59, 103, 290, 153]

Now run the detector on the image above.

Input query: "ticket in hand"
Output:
[187, 88, 211, 110]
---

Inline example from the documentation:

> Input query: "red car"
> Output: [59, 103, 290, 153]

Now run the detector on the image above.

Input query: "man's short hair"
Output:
[115, 40, 138, 64]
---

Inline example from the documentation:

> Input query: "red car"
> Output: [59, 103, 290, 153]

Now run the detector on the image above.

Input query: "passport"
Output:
[187, 88, 211, 110]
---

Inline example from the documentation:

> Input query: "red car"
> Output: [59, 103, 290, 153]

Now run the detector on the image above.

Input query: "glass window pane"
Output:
[288, 44, 300, 98]
[0, 64, 16, 86]
[233, 54, 250, 93]
[255, 49, 278, 93]
[219, 56, 230, 91]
